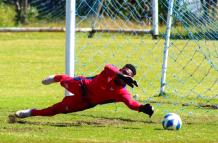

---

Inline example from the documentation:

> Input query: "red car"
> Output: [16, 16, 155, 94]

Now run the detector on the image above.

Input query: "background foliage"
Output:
[1, 0, 168, 26]
[0, 2, 16, 26]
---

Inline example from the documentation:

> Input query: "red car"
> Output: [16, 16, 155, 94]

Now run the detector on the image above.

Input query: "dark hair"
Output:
[124, 64, 136, 75]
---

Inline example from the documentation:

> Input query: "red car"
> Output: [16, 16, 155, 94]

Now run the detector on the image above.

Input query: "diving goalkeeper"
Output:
[15, 64, 154, 118]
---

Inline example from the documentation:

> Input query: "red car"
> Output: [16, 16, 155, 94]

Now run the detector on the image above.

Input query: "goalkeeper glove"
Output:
[139, 104, 154, 117]
[117, 73, 138, 88]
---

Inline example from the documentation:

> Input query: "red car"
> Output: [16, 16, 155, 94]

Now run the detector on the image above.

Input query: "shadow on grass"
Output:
[12, 113, 157, 130]
[154, 128, 164, 131]
[15, 120, 141, 130]
[74, 113, 157, 124]
[10, 112, 157, 129]
[16, 120, 104, 127]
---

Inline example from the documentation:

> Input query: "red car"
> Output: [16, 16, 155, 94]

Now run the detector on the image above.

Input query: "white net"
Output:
[1, 0, 217, 109]
[168, 0, 218, 99]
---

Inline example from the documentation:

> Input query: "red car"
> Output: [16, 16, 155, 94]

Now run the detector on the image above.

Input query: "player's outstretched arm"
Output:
[117, 73, 138, 88]
[120, 93, 153, 117]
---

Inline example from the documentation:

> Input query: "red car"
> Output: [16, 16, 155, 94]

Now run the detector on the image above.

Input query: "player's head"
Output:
[120, 64, 136, 77]
[115, 64, 136, 86]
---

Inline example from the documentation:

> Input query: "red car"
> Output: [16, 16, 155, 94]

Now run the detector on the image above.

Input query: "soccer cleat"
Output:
[42, 75, 55, 85]
[15, 109, 32, 118]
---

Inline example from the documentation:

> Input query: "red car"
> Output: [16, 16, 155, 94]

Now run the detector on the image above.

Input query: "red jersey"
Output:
[83, 64, 141, 111]
[32, 64, 142, 117]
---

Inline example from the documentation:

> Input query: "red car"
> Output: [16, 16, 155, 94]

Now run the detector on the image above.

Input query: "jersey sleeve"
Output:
[103, 64, 120, 78]
[117, 89, 141, 111]
[92, 64, 120, 88]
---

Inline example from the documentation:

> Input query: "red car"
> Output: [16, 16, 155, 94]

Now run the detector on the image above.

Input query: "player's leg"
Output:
[42, 74, 81, 96]
[42, 74, 71, 85]
[15, 96, 88, 118]
[59, 76, 84, 95]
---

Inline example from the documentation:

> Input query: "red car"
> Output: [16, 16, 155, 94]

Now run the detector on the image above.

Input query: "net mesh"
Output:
[1, 0, 217, 110]
[167, 0, 218, 101]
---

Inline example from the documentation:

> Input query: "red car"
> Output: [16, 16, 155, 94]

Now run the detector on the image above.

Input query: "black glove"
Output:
[117, 73, 138, 88]
[139, 104, 154, 117]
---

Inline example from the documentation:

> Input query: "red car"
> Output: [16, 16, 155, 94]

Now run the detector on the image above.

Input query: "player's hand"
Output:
[117, 73, 138, 88]
[139, 104, 154, 117]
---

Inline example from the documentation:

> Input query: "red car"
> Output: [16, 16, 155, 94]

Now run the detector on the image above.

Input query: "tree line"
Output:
[1, 0, 170, 25]
[1, 0, 215, 26]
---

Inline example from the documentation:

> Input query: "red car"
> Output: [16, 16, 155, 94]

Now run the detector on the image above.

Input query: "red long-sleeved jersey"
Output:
[53, 64, 142, 112]
[32, 64, 142, 117]
[82, 64, 141, 111]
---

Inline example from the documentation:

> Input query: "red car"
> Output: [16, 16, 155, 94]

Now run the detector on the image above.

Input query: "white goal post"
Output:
[160, 0, 174, 96]
[65, 0, 76, 96]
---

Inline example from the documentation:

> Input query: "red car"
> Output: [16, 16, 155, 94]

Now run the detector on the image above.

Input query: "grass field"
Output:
[0, 32, 217, 143]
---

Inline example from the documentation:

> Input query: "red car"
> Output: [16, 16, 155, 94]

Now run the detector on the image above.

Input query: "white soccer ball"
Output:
[162, 113, 182, 130]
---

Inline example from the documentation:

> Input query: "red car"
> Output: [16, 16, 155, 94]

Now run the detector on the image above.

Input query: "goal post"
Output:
[152, 0, 159, 39]
[65, 0, 76, 77]
[65, 0, 76, 96]
[160, 0, 174, 96]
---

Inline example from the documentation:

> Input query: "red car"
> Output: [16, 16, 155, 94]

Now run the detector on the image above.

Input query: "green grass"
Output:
[0, 32, 217, 143]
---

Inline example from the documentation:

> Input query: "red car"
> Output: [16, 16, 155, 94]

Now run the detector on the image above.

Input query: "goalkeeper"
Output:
[15, 64, 154, 118]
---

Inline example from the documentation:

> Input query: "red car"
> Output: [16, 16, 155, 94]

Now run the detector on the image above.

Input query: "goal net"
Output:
[161, 0, 217, 106]
[1, 0, 217, 111]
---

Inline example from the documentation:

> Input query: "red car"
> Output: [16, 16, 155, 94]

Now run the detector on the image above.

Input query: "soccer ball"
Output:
[162, 113, 182, 130]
